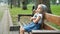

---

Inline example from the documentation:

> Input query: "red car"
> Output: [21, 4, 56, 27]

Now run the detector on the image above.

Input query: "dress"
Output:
[23, 13, 42, 32]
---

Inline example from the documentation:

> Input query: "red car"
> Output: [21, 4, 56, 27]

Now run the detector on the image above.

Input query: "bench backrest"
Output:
[45, 13, 60, 26]
[43, 13, 60, 30]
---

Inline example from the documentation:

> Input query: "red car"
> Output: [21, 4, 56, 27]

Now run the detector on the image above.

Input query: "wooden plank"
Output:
[43, 23, 58, 30]
[32, 30, 60, 34]
[45, 13, 60, 26]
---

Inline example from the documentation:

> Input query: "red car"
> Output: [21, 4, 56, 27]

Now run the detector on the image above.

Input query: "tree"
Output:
[10, 0, 13, 8]
[52, 0, 56, 5]
[8, 0, 10, 5]
[22, 0, 28, 10]
[13, 0, 17, 7]
[18, 0, 20, 7]
[59, 0, 60, 4]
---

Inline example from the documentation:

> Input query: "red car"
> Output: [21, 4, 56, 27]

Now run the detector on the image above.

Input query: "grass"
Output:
[10, 4, 60, 29]
[10, 5, 32, 25]
[10, 6, 32, 15]
[51, 5, 60, 16]
[0, 11, 3, 21]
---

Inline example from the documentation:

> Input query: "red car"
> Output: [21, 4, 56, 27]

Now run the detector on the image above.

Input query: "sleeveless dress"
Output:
[23, 13, 42, 32]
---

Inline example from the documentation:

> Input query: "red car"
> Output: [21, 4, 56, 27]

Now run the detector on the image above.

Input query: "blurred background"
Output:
[0, 0, 60, 34]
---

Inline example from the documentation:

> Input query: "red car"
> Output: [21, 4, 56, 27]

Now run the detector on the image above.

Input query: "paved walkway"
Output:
[0, 3, 19, 34]
[0, 3, 10, 34]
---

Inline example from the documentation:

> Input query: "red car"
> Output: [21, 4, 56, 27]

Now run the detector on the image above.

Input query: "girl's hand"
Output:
[30, 17, 36, 21]
[33, 17, 36, 20]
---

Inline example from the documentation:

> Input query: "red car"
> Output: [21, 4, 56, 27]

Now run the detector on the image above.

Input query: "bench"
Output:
[18, 13, 60, 34]
[32, 13, 60, 34]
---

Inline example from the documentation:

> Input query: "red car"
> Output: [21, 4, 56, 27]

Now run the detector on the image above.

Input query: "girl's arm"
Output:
[30, 17, 36, 21]
[33, 16, 41, 23]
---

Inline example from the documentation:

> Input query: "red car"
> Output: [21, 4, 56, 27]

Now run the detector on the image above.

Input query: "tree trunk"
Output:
[8, 0, 10, 5]
[13, 0, 18, 7]
[59, 0, 60, 4]
[18, 0, 20, 7]
[22, 0, 27, 10]
[10, 0, 13, 8]
[52, 0, 56, 5]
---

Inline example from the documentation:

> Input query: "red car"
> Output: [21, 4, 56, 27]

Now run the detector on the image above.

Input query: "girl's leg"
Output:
[20, 22, 36, 34]
[20, 27, 25, 34]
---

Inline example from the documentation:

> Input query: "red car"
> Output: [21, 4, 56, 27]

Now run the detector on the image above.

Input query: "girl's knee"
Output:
[20, 27, 25, 32]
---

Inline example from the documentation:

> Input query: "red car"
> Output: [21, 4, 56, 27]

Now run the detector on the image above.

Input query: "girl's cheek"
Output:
[38, 9, 41, 11]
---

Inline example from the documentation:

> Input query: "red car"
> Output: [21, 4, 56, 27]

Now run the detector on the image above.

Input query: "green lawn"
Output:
[0, 9, 4, 21]
[10, 5, 32, 25]
[10, 4, 60, 29]
[51, 5, 60, 16]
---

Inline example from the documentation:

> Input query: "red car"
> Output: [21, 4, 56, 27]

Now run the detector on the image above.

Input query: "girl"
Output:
[20, 4, 47, 34]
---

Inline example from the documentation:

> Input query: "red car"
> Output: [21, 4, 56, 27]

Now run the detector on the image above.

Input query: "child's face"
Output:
[36, 5, 43, 13]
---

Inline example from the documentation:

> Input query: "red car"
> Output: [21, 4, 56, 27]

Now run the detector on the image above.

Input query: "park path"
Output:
[0, 3, 10, 34]
[0, 3, 19, 34]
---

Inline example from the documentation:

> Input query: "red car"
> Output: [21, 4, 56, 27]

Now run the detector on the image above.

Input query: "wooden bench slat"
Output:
[45, 13, 60, 26]
[22, 22, 27, 26]
[18, 22, 23, 27]
[32, 30, 60, 34]
[43, 23, 58, 30]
